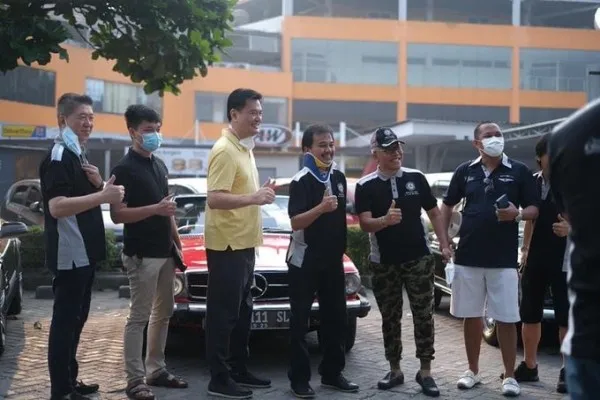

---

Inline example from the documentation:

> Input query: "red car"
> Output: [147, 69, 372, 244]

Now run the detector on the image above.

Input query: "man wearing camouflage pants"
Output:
[354, 128, 453, 397]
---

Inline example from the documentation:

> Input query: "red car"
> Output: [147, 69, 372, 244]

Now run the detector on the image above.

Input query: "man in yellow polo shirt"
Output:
[204, 88, 276, 400]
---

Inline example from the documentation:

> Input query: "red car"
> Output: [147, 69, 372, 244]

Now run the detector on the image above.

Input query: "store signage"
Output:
[152, 147, 210, 176]
[0, 124, 47, 139]
[254, 124, 292, 148]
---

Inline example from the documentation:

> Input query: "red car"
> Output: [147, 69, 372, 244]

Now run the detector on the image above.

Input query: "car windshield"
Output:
[175, 195, 292, 235]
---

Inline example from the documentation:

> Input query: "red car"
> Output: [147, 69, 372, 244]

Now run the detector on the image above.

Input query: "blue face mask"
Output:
[61, 126, 83, 157]
[141, 132, 162, 152]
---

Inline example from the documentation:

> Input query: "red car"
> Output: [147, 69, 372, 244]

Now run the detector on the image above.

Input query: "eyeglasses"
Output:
[382, 144, 402, 154]
[483, 177, 494, 193]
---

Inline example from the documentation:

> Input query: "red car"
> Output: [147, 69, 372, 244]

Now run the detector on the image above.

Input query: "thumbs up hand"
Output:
[320, 186, 338, 213]
[552, 213, 570, 237]
[383, 199, 402, 226]
[101, 175, 125, 204]
[253, 177, 276, 205]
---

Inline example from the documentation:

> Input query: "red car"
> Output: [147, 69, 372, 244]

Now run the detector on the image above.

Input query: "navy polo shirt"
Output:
[443, 155, 539, 269]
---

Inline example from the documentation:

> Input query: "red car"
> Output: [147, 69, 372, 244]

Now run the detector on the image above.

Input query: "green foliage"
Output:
[346, 227, 371, 278]
[0, 0, 235, 95]
[19, 226, 121, 272]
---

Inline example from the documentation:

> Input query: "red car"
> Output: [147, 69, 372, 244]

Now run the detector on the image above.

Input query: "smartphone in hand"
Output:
[495, 194, 509, 209]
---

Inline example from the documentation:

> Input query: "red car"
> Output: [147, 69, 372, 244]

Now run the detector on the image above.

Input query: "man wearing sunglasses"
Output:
[441, 122, 539, 397]
[354, 128, 453, 397]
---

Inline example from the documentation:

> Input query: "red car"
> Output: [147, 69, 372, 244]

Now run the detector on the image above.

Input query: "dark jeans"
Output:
[288, 259, 347, 385]
[205, 248, 255, 381]
[48, 265, 95, 397]
[566, 356, 600, 400]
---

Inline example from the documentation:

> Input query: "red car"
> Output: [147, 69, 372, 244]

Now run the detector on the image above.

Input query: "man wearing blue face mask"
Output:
[110, 105, 188, 400]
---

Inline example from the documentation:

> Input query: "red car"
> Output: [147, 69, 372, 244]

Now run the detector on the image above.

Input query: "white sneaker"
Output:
[457, 370, 482, 389]
[501, 377, 521, 397]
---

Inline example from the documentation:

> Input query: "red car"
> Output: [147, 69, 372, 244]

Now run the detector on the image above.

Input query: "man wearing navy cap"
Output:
[354, 128, 452, 397]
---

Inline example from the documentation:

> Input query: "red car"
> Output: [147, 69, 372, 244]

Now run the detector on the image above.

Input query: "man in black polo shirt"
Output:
[286, 124, 359, 398]
[40, 93, 125, 400]
[354, 128, 452, 397]
[514, 133, 570, 393]
[441, 121, 539, 397]
[110, 105, 188, 400]
[548, 99, 600, 400]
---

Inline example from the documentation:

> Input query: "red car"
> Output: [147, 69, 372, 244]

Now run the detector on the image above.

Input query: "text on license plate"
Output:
[251, 310, 290, 330]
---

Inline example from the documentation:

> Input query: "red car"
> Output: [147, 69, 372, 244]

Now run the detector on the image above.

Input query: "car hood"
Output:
[181, 233, 357, 273]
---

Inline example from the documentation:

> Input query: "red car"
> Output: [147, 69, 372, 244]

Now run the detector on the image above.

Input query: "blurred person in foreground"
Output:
[286, 124, 359, 398]
[40, 93, 124, 400]
[548, 99, 600, 400]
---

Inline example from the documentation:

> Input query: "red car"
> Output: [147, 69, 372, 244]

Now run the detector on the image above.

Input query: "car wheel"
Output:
[0, 311, 6, 357]
[483, 315, 499, 347]
[7, 272, 23, 316]
[434, 288, 443, 310]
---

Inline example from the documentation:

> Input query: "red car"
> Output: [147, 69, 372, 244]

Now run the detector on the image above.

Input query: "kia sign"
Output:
[254, 124, 292, 148]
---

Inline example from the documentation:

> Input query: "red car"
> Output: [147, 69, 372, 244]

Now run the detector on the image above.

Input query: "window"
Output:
[195, 92, 288, 125]
[10, 185, 29, 206]
[519, 108, 577, 124]
[292, 39, 398, 85]
[85, 79, 162, 114]
[407, 44, 512, 89]
[520, 49, 600, 92]
[26, 187, 42, 208]
[293, 0, 398, 19]
[407, 104, 510, 123]
[407, 0, 512, 25]
[0, 66, 56, 106]
[521, 1, 597, 30]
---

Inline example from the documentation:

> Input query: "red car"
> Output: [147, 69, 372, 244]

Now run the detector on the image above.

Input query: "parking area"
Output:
[0, 291, 567, 400]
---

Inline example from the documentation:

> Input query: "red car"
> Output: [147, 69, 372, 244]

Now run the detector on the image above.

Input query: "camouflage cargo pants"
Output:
[370, 254, 436, 364]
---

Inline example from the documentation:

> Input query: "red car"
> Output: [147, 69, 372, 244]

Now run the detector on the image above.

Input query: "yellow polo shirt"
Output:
[205, 129, 262, 251]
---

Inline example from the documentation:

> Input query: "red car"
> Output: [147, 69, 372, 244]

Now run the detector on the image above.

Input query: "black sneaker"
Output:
[377, 371, 404, 390]
[416, 371, 440, 398]
[207, 378, 252, 399]
[231, 370, 271, 388]
[73, 380, 99, 395]
[291, 382, 316, 399]
[321, 374, 359, 393]
[556, 367, 568, 394]
[513, 361, 539, 382]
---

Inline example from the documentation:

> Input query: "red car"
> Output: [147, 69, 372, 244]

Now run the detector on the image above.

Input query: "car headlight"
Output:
[345, 273, 361, 295]
[173, 274, 185, 297]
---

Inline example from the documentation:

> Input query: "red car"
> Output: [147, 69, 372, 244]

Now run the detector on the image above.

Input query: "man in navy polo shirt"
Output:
[441, 121, 539, 397]
[354, 128, 453, 398]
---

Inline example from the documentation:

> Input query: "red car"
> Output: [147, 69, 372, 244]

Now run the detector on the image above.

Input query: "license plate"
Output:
[251, 310, 290, 330]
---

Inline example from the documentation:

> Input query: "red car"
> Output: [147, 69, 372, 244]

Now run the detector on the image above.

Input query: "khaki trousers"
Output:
[122, 255, 175, 383]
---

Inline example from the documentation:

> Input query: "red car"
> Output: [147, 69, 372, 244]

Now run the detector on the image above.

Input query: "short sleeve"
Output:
[518, 166, 540, 208]
[288, 179, 309, 219]
[207, 149, 236, 192]
[41, 160, 73, 200]
[110, 164, 131, 203]
[354, 182, 372, 215]
[418, 173, 438, 211]
[443, 164, 466, 207]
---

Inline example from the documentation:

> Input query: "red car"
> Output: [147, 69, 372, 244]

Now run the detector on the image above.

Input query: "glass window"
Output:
[407, 0, 512, 25]
[520, 49, 600, 92]
[521, 1, 597, 30]
[195, 92, 288, 125]
[0, 66, 56, 106]
[519, 107, 577, 124]
[85, 79, 162, 114]
[232, 0, 282, 27]
[217, 31, 282, 71]
[407, 44, 512, 89]
[407, 103, 510, 123]
[293, 0, 398, 19]
[292, 39, 398, 85]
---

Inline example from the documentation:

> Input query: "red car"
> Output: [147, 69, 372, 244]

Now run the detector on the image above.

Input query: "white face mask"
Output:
[481, 136, 504, 158]
[239, 136, 256, 150]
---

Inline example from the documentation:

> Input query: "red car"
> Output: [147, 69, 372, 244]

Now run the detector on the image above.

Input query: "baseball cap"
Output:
[370, 127, 405, 150]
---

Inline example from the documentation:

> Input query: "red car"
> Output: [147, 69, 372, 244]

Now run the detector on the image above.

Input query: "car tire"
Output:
[434, 288, 443, 310]
[317, 316, 357, 353]
[7, 272, 23, 316]
[483, 315, 499, 347]
[0, 311, 6, 357]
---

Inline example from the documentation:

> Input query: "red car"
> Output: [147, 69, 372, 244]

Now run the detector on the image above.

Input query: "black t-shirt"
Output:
[39, 144, 106, 272]
[443, 155, 539, 269]
[354, 168, 437, 265]
[287, 167, 347, 267]
[549, 101, 600, 360]
[111, 149, 173, 258]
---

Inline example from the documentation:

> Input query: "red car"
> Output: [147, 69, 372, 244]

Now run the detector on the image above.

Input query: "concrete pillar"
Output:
[414, 145, 429, 172]
[512, 0, 521, 26]
[283, 0, 293, 16]
[399, 0, 407, 20]
[426, 0, 433, 21]
[104, 149, 111, 180]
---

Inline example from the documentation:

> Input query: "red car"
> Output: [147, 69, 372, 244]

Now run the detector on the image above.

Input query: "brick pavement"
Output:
[0, 291, 568, 400]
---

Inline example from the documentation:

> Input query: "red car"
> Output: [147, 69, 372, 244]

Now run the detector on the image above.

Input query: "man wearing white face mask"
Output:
[110, 105, 188, 400]
[440, 121, 539, 397]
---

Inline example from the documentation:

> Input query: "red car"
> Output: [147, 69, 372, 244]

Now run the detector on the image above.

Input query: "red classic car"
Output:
[170, 194, 371, 351]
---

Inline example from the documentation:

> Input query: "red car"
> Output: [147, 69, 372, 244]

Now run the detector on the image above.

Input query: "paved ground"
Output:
[0, 290, 567, 400]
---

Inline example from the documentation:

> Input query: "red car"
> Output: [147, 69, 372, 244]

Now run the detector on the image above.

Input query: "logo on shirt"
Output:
[584, 137, 600, 156]
[498, 175, 514, 183]
[406, 181, 416, 191]
[337, 182, 344, 198]
[405, 181, 419, 196]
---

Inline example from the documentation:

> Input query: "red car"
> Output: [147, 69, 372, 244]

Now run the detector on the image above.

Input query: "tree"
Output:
[0, 0, 235, 95]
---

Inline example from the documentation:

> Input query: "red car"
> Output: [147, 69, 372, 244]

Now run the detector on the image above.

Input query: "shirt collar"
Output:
[223, 127, 246, 152]
[376, 167, 403, 181]
[469, 154, 512, 169]
[128, 147, 153, 162]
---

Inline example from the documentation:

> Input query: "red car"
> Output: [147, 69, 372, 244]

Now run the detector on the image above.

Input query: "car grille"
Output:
[185, 271, 289, 302]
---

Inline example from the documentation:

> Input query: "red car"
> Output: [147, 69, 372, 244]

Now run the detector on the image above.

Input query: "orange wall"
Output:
[2, 18, 600, 140]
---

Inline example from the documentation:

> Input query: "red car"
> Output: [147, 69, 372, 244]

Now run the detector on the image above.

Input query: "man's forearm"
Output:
[171, 217, 181, 249]
[49, 193, 104, 219]
[111, 204, 157, 224]
[440, 204, 454, 231]
[291, 204, 324, 231]
[359, 215, 388, 233]
[430, 213, 450, 249]
[521, 206, 539, 221]
[207, 191, 256, 210]
[522, 220, 534, 250]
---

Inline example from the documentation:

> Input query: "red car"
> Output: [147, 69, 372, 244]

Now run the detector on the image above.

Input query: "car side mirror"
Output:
[0, 221, 28, 239]
[29, 201, 43, 213]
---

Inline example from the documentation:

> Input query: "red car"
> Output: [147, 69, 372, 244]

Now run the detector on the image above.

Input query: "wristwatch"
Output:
[95, 181, 105, 191]
[515, 210, 523, 223]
